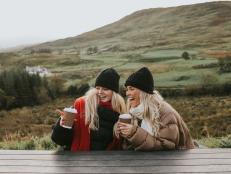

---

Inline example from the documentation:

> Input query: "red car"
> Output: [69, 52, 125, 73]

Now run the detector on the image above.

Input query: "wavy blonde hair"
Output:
[85, 88, 126, 130]
[127, 90, 163, 137]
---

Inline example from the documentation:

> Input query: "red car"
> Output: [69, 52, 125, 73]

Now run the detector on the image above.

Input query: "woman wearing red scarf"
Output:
[51, 68, 126, 151]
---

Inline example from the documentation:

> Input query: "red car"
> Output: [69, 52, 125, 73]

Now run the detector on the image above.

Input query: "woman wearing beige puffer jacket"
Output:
[116, 67, 195, 151]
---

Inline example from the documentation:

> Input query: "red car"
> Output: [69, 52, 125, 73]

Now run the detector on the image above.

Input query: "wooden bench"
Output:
[0, 148, 231, 173]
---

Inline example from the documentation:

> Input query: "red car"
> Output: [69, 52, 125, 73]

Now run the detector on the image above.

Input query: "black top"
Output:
[51, 105, 119, 150]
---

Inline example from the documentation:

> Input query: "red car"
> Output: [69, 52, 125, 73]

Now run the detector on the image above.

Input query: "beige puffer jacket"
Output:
[120, 100, 195, 151]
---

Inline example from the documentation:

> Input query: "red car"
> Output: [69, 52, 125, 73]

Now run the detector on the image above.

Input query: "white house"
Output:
[25, 66, 52, 77]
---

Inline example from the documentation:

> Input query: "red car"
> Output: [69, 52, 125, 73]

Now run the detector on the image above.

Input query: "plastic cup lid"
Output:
[63, 107, 77, 114]
[119, 114, 132, 119]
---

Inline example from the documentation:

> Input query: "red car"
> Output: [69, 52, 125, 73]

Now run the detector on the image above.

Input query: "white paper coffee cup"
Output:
[119, 114, 132, 124]
[61, 107, 77, 128]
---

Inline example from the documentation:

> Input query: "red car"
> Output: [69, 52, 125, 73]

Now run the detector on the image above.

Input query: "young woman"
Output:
[52, 68, 126, 151]
[116, 67, 195, 150]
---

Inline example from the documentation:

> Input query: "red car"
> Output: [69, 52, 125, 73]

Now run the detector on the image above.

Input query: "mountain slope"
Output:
[26, 1, 231, 52]
[2, 1, 229, 89]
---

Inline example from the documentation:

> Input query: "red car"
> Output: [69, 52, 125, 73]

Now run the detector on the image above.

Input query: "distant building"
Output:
[25, 66, 52, 77]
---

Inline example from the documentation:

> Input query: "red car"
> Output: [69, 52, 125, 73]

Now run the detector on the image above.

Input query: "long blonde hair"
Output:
[85, 88, 126, 130]
[127, 90, 163, 137]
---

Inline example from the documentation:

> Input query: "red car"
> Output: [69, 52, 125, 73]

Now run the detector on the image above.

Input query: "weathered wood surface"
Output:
[0, 148, 231, 173]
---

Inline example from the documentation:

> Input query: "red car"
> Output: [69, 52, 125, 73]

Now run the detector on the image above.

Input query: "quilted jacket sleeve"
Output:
[127, 121, 179, 151]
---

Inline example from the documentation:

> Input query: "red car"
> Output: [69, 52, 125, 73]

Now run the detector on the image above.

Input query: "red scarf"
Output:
[71, 97, 90, 151]
[99, 101, 112, 110]
[71, 97, 121, 151]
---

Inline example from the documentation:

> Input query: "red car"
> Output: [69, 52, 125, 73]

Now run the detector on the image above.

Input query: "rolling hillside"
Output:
[25, 1, 231, 52]
[1, 1, 231, 87]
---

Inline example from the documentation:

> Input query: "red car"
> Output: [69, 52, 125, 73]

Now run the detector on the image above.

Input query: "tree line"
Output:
[0, 68, 89, 110]
[0, 68, 53, 109]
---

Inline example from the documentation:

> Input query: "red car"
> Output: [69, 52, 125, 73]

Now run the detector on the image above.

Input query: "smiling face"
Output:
[95, 86, 113, 103]
[126, 86, 141, 108]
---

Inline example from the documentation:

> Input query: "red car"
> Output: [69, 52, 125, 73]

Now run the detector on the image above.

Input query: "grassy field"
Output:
[0, 47, 229, 90]
[0, 95, 230, 149]
[0, 95, 230, 140]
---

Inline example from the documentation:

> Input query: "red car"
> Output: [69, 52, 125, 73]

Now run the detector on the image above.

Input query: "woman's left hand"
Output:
[118, 122, 135, 138]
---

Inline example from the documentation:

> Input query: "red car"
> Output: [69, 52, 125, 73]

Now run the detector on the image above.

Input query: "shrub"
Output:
[205, 51, 231, 73]
[67, 85, 78, 96]
[199, 135, 231, 148]
[86, 46, 98, 55]
[0, 89, 7, 109]
[174, 76, 190, 81]
[0, 138, 36, 150]
[192, 63, 218, 69]
[218, 57, 231, 73]
[159, 83, 231, 98]
[219, 135, 231, 148]
[198, 137, 221, 148]
[200, 73, 219, 87]
[65, 83, 90, 97]
[39, 136, 57, 150]
[0, 135, 58, 150]
[77, 83, 90, 96]
[182, 51, 190, 60]
[37, 48, 52, 54]
[36, 87, 52, 104]
[47, 75, 66, 98]
[23, 139, 36, 150]
[157, 87, 185, 97]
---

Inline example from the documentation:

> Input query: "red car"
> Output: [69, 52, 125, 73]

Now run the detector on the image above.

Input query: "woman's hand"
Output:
[114, 122, 121, 139]
[55, 109, 76, 128]
[118, 122, 136, 138]
[55, 109, 65, 126]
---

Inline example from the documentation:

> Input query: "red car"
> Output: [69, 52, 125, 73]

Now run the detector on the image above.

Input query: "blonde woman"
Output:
[116, 67, 194, 150]
[52, 68, 126, 151]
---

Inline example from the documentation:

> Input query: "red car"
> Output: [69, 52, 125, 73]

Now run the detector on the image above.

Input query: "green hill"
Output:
[26, 1, 231, 52]
[1, 1, 231, 87]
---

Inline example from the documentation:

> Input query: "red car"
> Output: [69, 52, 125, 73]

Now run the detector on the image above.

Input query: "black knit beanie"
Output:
[95, 68, 120, 93]
[125, 67, 154, 94]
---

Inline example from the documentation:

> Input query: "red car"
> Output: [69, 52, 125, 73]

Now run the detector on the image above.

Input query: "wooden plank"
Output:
[0, 150, 58, 155]
[0, 165, 231, 173]
[1, 148, 231, 155]
[1, 158, 231, 166]
[0, 149, 231, 173]
[0, 153, 230, 160]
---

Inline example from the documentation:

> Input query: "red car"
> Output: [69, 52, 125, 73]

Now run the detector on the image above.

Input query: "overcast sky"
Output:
[0, 0, 225, 49]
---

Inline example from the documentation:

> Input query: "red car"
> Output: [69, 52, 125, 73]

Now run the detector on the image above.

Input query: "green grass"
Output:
[198, 134, 231, 148]
[1, 134, 231, 150]
[0, 134, 58, 150]
[198, 137, 221, 148]
[155, 69, 215, 87]
[1, 48, 230, 89]
[142, 49, 198, 58]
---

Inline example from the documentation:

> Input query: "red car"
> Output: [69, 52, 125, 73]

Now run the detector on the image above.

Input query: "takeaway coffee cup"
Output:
[119, 114, 132, 124]
[61, 107, 78, 129]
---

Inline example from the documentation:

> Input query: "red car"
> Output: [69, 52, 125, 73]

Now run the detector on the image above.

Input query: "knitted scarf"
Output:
[129, 104, 154, 136]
